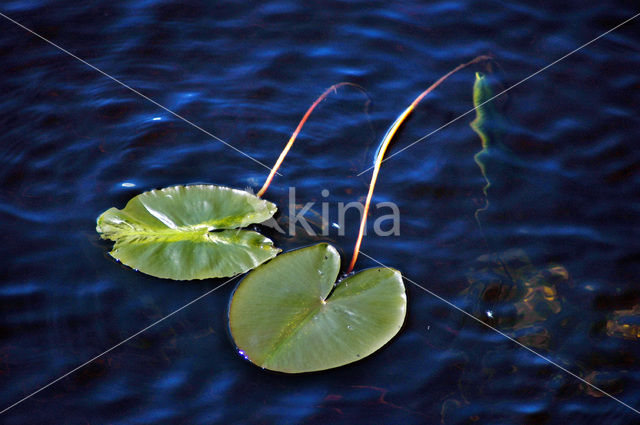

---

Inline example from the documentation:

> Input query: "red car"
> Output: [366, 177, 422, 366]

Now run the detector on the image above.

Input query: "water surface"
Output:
[1, 1, 640, 423]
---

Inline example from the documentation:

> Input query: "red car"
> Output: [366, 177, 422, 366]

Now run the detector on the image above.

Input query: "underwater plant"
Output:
[466, 72, 571, 347]
[607, 306, 640, 340]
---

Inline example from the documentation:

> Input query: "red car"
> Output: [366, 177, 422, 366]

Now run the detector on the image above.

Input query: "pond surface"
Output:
[1, 1, 640, 423]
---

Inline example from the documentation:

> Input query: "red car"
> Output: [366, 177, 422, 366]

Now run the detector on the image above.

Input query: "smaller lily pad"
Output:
[228, 243, 407, 373]
[97, 184, 280, 280]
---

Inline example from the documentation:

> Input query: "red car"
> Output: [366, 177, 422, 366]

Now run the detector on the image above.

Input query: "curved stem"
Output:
[257, 82, 369, 198]
[347, 55, 491, 273]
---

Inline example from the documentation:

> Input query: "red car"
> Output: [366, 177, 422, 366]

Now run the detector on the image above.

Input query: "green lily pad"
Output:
[97, 184, 280, 280]
[228, 243, 407, 373]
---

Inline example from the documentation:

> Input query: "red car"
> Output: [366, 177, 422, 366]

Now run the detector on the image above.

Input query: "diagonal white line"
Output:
[358, 251, 640, 416]
[357, 11, 640, 176]
[0, 12, 281, 176]
[0, 277, 236, 415]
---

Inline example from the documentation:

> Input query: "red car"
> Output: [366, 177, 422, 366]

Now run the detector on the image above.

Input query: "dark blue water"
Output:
[2, 1, 640, 423]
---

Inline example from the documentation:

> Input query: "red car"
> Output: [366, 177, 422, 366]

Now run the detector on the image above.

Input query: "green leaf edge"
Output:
[96, 184, 280, 280]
